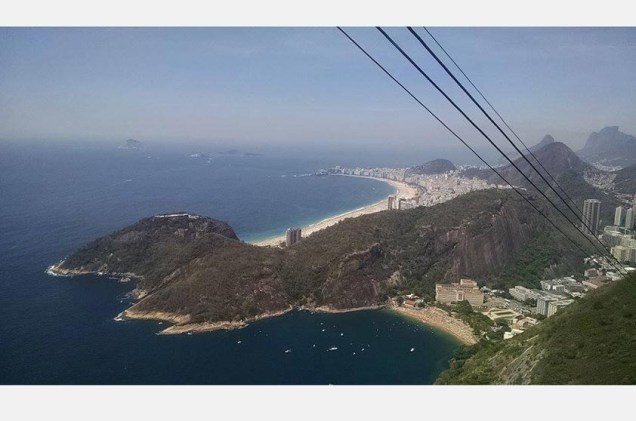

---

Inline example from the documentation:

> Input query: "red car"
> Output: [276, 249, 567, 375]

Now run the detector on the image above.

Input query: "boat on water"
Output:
[328, 346, 338, 351]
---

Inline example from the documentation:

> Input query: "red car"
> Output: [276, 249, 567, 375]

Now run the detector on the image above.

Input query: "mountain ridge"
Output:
[49, 189, 590, 334]
[406, 158, 456, 176]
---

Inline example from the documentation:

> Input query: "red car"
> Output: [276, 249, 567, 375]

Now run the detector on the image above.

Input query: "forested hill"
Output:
[436, 272, 636, 384]
[613, 164, 636, 195]
[52, 189, 592, 331]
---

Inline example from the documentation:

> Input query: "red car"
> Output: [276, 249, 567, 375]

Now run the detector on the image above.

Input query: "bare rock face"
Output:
[320, 243, 388, 309]
[445, 202, 532, 279]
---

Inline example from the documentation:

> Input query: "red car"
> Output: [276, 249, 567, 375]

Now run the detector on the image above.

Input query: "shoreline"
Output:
[392, 306, 478, 346]
[123, 305, 385, 335]
[252, 175, 421, 247]
[47, 264, 474, 343]
[119, 308, 295, 335]
[45, 263, 389, 335]
[123, 305, 387, 335]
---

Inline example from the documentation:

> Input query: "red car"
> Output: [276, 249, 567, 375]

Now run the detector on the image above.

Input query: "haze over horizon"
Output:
[1, 27, 636, 165]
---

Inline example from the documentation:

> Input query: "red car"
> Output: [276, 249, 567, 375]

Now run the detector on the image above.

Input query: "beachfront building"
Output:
[398, 198, 417, 210]
[285, 228, 302, 247]
[435, 279, 484, 307]
[388, 195, 396, 210]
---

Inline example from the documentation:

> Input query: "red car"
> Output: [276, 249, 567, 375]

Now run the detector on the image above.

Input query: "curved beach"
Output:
[252, 176, 420, 247]
[393, 306, 478, 345]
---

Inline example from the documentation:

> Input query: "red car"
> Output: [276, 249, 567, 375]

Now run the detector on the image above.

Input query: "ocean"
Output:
[0, 141, 460, 384]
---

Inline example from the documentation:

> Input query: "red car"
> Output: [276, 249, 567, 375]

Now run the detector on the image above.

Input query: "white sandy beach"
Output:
[252, 175, 420, 247]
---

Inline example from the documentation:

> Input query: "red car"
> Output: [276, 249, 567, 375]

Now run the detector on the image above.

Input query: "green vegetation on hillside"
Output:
[492, 229, 587, 289]
[436, 272, 636, 384]
[56, 188, 595, 329]
[613, 164, 636, 195]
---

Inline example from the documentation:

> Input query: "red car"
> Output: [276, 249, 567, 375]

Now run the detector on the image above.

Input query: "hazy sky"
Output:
[1, 27, 635, 163]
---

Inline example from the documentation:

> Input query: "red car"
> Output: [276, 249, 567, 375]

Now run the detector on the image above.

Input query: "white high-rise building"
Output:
[615, 206, 625, 226]
[582, 199, 601, 236]
[626, 208, 635, 231]
[285, 228, 302, 247]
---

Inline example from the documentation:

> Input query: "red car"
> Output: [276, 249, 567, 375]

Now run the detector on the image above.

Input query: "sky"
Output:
[1, 27, 635, 165]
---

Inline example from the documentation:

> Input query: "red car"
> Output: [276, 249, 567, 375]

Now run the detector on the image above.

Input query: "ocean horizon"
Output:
[0, 140, 459, 384]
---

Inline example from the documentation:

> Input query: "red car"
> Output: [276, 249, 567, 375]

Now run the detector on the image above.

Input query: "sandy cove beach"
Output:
[393, 306, 478, 345]
[253, 176, 420, 247]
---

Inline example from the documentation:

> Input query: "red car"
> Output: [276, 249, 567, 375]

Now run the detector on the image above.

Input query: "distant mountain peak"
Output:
[406, 158, 456, 176]
[119, 138, 143, 150]
[487, 141, 588, 188]
[538, 134, 555, 146]
[502, 134, 555, 163]
[578, 126, 636, 168]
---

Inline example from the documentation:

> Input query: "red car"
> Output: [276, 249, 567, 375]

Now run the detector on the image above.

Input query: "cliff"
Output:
[50, 190, 591, 333]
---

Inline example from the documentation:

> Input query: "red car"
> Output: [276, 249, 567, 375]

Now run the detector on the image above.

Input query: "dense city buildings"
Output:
[285, 228, 302, 247]
[498, 274, 610, 318]
[603, 200, 636, 263]
[612, 245, 636, 263]
[435, 279, 484, 306]
[326, 166, 499, 209]
[582, 199, 601, 235]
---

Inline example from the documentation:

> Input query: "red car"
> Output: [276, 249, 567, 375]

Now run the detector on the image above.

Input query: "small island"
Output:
[118, 138, 143, 150]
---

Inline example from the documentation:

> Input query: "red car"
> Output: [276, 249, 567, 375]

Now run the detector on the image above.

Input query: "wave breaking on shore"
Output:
[252, 176, 421, 247]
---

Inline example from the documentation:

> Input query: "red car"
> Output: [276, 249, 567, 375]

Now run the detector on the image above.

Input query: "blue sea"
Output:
[0, 141, 460, 384]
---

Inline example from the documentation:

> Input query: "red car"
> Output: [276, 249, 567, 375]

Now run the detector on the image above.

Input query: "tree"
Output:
[455, 300, 474, 315]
